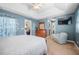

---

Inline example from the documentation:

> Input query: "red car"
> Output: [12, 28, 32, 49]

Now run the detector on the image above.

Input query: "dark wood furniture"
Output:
[36, 22, 47, 38]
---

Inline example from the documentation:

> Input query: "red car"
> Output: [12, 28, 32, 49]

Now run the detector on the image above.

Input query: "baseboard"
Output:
[67, 40, 79, 49]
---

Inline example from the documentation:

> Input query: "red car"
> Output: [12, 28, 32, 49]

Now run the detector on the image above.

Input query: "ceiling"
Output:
[0, 3, 78, 19]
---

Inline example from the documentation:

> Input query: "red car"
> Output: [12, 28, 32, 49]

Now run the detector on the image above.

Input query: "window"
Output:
[0, 16, 16, 37]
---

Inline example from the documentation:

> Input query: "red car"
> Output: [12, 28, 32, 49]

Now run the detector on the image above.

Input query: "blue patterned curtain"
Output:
[76, 13, 79, 33]
[0, 16, 16, 37]
[76, 20, 79, 33]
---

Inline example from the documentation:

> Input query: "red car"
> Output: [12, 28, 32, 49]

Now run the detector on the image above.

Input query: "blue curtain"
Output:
[76, 14, 79, 33]
[76, 23, 79, 33]
[0, 16, 16, 37]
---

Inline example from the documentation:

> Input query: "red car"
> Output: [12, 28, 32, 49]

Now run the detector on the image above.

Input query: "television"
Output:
[58, 16, 72, 25]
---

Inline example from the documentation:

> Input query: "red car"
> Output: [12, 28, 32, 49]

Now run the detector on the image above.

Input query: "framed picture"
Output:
[39, 22, 45, 29]
[24, 19, 32, 35]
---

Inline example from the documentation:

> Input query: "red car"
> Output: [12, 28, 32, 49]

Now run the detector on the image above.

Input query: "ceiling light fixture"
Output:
[32, 3, 42, 11]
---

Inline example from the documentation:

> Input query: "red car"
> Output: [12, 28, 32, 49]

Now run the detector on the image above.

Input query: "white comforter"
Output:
[0, 35, 47, 55]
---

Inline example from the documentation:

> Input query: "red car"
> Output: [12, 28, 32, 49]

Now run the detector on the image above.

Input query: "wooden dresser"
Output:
[36, 22, 47, 38]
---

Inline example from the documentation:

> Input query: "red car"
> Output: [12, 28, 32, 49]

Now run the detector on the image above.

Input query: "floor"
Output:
[46, 36, 79, 55]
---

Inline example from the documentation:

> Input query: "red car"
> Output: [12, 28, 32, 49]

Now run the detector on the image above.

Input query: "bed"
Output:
[0, 35, 47, 55]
